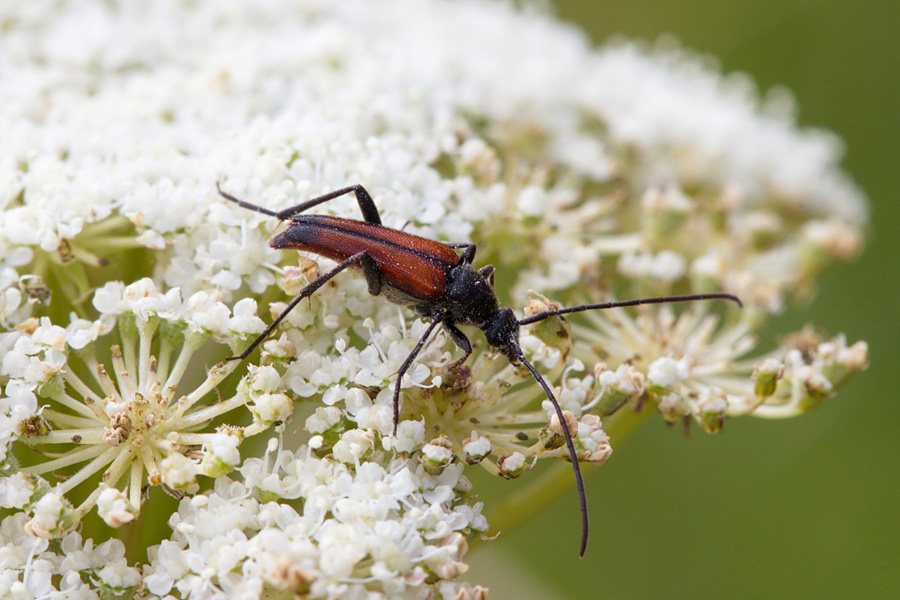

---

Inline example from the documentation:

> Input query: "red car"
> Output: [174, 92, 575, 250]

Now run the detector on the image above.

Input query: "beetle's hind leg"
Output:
[217, 183, 280, 218]
[218, 182, 383, 225]
[276, 185, 382, 225]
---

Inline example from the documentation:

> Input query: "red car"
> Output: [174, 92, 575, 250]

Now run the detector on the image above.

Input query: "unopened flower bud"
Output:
[97, 486, 137, 527]
[753, 358, 784, 398]
[421, 435, 455, 475]
[462, 432, 492, 465]
[498, 452, 527, 479]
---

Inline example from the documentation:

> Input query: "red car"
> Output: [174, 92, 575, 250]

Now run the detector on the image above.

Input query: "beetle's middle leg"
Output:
[227, 251, 380, 361]
[391, 313, 446, 435]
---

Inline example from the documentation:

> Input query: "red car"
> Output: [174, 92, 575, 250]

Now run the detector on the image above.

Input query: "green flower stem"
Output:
[476, 402, 652, 548]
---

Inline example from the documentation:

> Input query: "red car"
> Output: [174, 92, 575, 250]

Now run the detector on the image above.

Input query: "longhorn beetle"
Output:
[216, 182, 742, 556]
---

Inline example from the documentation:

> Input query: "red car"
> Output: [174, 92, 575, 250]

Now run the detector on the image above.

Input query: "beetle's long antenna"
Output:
[217, 182, 281, 218]
[518, 292, 742, 326]
[514, 344, 590, 558]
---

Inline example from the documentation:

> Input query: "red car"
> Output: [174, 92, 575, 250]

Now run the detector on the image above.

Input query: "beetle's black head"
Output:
[483, 307, 521, 360]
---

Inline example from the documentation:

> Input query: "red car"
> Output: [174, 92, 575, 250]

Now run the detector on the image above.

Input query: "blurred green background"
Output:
[466, 1, 899, 598]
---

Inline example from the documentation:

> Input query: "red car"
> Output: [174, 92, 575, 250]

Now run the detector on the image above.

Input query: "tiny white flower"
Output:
[96, 487, 136, 528]
[0, 473, 37, 510]
[383, 417, 425, 453]
[332, 428, 375, 463]
[24, 493, 69, 539]
[161, 452, 200, 492]
[421, 436, 456, 475]
[463, 432, 493, 465]
[647, 357, 689, 390]
[251, 392, 293, 426]
[305, 406, 343, 435]
[498, 452, 527, 478]
[201, 431, 242, 478]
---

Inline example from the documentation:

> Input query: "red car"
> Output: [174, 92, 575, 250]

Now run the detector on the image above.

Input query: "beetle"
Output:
[216, 182, 742, 556]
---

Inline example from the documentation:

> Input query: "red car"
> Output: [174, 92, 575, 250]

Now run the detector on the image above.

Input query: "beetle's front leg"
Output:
[442, 320, 473, 370]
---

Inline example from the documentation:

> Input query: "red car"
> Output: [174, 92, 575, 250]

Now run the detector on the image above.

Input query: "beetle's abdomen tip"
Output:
[269, 230, 296, 249]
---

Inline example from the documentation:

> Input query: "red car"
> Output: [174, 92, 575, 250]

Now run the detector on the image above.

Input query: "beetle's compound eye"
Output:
[483, 307, 518, 351]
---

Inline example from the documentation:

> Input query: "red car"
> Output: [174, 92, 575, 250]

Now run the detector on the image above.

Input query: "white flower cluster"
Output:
[0, 0, 869, 597]
[0, 513, 140, 599]
[0, 278, 270, 532]
[141, 440, 487, 600]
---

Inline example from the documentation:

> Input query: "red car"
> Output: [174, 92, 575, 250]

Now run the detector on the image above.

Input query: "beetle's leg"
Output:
[442, 320, 473, 369]
[478, 265, 495, 288]
[277, 185, 381, 225]
[447, 243, 476, 264]
[358, 253, 382, 296]
[228, 251, 378, 361]
[217, 183, 280, 218]
[218, 183, 382, 225]
[391, 313, 446, 435]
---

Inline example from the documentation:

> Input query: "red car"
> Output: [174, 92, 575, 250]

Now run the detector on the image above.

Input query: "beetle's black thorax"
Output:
[413, 262, 497, 326]
[432, 263, 499, 325]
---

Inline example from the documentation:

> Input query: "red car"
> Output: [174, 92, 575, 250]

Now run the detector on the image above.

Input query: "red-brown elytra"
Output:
[217, 182, 742, 557]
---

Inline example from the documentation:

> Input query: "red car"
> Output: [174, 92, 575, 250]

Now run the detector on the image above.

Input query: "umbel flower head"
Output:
[0, 0, 867, 598]
[0, 278, 283, 533]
